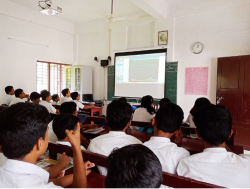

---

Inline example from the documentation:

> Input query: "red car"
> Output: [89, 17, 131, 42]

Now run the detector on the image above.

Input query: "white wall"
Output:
[174, 5, 250, 119]
[0, 0, 74, 104]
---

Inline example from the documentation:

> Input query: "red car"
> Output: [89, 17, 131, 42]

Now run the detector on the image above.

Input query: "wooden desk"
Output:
[80, 107, 102, 116]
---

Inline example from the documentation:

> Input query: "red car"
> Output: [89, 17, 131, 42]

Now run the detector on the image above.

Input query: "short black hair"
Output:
[30, 92, 41, 101]
[159, 98, 171, 107]
[140, 95, 155, 115]
[62, 88, 69, 97]
[190, 97, 211, 115]
[155, 103, 184, 133]
[107, 100, 132, 131]
[40, 90, 50, 101]
[105, 144, 162, 188]
[5, 86, 13, 94]
[14, 89, 23, 98]
[53, 114, 79, 140]
[71, 92, 79, 100]
[118, 97, 127, 103]
[0, 103, 50, 159]
[193, 104, 232, 146]
[60, 102, 77, 114]
[52, 94, 59, 101]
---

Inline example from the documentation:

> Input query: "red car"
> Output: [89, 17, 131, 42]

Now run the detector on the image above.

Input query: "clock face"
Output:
[191, 42, 204, 54]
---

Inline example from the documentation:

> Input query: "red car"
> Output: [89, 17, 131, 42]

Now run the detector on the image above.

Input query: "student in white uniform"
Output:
[9, 88, 30, 106]
[30, 92, 41, 104]
[144, 103, 190, 174]
[60, 88, 72, 104]
[71, 92, 84, 111]
[39, 90, 59, 114]
[105, 144, 163, 188]
[132, 95, 156, 130]
[0, 103, 88, 188]
[51, 94, 60, 105]
[177, 104, 250, 188]
[3, 86, 15, 106]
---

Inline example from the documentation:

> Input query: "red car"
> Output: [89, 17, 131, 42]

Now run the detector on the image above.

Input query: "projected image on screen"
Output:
[114, 50, 166, 99]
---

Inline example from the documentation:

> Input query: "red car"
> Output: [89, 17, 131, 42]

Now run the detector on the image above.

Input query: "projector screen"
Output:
[114, 49, 166, 99]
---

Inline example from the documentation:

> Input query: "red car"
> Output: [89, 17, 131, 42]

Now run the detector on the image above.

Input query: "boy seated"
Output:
[105, 144, 163, 188]
[3, 86, 15, 106]
[177, 104, 250, 187]
[51, 94, 60, 105]
[40, 90, 59, 114]
[144, 103, 190, 174]
[0, 103, 88, 188]
[88, 100, 142, 155]
[30, 92, 41, 103]
[71, 92, 84, 111]
[9, 88, 30, 106]
[60, 88, 72, 104]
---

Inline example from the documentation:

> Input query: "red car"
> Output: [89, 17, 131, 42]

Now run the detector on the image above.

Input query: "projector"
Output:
[38, 0, 62, 16]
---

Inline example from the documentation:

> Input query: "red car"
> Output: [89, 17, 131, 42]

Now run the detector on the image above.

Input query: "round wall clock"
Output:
[191, 42, 204, 54]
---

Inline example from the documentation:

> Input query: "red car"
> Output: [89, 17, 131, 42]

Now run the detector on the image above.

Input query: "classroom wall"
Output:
[0, 0, 74, 104]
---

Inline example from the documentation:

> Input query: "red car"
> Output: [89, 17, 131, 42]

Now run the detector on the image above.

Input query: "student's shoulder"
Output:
[124, 134, 142, 144]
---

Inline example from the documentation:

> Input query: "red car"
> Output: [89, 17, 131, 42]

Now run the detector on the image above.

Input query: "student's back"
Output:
[177, 105, 250, 187]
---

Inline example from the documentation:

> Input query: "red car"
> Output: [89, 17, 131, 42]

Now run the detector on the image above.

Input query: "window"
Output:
[37, 61, 71, 96]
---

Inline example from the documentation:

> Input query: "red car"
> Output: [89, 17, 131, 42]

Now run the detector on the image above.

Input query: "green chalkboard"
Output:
[107, 62, 178, 103]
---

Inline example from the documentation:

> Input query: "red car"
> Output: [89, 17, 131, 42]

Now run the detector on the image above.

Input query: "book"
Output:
[82, 127, 105, 134]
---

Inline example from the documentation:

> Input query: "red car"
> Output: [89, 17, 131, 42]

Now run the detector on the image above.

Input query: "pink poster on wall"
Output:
[185, 67, 208, 95]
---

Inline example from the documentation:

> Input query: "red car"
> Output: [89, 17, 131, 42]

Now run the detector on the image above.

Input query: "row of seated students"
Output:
[3, 86, 93, 114]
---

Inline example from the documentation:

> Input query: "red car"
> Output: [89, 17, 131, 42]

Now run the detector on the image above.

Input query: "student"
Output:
[60, 88, 72, 104]
[51, 94, 60, 105]
[144, 103, 190, 174]
[3, 86, 15, 106]
[185, 97, 211, 128]
[30, 92, 41, 103]
[117, 97, 127, 103]
[131, 95, 155, 130]
[71, 92, 84, 111]
[39, 90, 59, 114]
[159, 97, 171, 107]
[0, 103, 88, 188]
[9, 88, 30, 106]
[177, 105, 250, 188]
[105, 144, 163, 188]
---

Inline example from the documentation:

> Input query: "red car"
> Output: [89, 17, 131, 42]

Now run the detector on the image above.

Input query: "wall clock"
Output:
[191, 42, 204, 54]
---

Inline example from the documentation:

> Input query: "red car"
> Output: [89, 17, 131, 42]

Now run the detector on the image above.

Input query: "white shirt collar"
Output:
[56, 141, 71, 147]
[2, 159, 49, 183]
[149, 136, 171, 143]
[108, 131, 126, 136]
[203, 147, 227, 153]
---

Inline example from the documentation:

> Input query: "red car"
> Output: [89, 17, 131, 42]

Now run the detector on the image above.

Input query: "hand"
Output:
[25, 94, 30, 99]
[84, 161, 95, 170]
[65, 122, 81, 148]
[58, 152, 71, 167]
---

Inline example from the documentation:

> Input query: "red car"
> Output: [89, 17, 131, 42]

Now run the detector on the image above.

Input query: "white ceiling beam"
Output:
[129, 0, 168, 20]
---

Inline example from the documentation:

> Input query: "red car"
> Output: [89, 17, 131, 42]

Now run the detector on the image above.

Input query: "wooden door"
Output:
[217, 55, 250, 150]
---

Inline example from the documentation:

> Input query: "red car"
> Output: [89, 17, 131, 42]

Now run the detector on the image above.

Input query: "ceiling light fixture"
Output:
[38, 0, 62, 16]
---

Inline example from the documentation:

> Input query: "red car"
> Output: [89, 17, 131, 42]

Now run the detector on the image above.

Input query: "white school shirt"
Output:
[144, 136, 190, 174]
[4, 94, 15, 105]
[177, 148, 250, 188]
[88, 131, 142, 156]
[51, 101, 60, 105]
[186, 113, 196, 128]
[131, 107, 155, 130]
[73, 100, 84, 111]
[0, 153, 7, 166]
[48, 120, 58, 142]
[0, 159, 61, 188]
[9, 98, 27, 106]
[60, 96, 72, 104]
[39, 100, 57, 114]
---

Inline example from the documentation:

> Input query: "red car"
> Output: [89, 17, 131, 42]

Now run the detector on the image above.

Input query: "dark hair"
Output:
[52, 94, 59, 101]
[60, 102, 77, 114]
[139, 95, 155, 115]
[190, 97, 211, 115]
[14, 89, 23, 98]
[159, 98, 171, 107]
[53, 114, 79, 140]
[5, 86, 13, 94]
[30, 92, 41, 101]
[155, 103, 184, 133]
[118, 97, 127, 103]
[105, 144, 162, 188]
[193, 104, 232, 146]
[62, 88, 69, 97]
[107, 100, 132, 131]
[0, 103, 50, 159]
[71, 92, 79, 100]
[40, 90, 50, 101]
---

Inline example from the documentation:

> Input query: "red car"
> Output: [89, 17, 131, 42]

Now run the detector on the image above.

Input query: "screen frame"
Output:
[114, 48, 167, 100]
